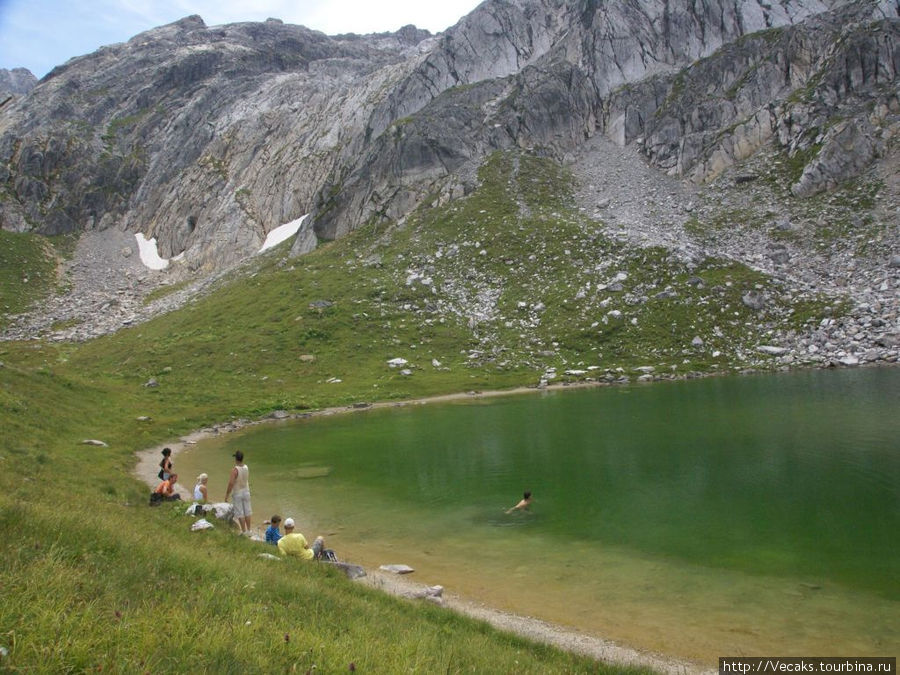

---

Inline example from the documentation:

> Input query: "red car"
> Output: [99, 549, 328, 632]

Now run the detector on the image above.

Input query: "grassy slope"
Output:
[0, 151, 839, 672]
[0, 351, 623, 672]
[0, 230, 72, 331]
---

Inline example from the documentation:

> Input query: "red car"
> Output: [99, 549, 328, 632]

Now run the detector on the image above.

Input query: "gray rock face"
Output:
[0, 68, 37, 97]
[309, 0, 867, 240]
[0, 0, 896, 277]
[607, 1, 899, 187]
[0, 16, 436, 270]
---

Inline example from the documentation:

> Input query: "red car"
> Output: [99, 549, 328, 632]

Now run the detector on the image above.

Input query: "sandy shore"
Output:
[135, 386, 712, 675]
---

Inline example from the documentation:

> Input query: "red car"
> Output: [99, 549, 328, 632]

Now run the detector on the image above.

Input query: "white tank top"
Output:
[233, 464, 250, 492]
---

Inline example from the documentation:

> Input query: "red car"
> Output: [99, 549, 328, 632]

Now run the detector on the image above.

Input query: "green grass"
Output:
[0, 230, 62, 330]
[143, 279, 194, 305]
[0, 149, 847, 672]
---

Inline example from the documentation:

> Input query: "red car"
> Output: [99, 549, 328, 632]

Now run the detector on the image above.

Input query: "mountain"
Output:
[1, 1, 895, 269]
[0, 0, 897, 366]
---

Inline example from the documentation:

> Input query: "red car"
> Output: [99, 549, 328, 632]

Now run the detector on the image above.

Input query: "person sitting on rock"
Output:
[276, 518, 325, 560]
[150, 473, 181, 504]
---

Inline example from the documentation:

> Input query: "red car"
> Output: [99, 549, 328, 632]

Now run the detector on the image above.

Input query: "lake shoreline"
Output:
[134, 380, 712, 674]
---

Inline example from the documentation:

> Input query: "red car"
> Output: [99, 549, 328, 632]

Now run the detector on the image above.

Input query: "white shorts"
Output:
[232, 490, 252, 519]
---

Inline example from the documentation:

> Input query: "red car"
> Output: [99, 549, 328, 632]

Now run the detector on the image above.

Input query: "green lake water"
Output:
[174, 368, 900, 662]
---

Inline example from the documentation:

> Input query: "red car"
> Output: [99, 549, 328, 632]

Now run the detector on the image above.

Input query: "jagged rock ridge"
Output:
[0, 68, 37, 98]
[0, 0, 897, 276]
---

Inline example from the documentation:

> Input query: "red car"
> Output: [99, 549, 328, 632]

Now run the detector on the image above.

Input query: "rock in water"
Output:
[379, 564, 415, 574]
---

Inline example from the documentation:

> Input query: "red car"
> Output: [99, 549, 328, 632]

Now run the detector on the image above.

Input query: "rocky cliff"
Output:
[0, 0, 897, 276]
[0, 68, 37, 98]
[0, 16, 436, 270]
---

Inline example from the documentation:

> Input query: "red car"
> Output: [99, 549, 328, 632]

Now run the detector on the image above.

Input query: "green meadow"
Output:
[0, 152, 837, 672]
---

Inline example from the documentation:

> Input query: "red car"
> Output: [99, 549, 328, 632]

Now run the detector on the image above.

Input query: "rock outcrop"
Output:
[0, 68, 37, 97]
[605, 0, 899, 193]
[0, 16, 437, 271]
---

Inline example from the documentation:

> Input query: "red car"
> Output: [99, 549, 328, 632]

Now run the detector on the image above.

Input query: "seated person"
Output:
[265, 515, 282, 545]
[193, 473, 208, 503]
[276, 518, 324, 560]
[150, 473, 181, 503]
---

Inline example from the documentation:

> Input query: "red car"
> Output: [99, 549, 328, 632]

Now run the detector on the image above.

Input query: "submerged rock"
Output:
[380, 564, 415, 574]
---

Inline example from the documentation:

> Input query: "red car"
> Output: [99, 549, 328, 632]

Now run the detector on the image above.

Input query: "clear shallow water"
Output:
[176, 368, 900, 661]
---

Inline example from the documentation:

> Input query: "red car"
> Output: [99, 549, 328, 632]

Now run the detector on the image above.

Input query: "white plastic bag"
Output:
[191, 518, 214, 532]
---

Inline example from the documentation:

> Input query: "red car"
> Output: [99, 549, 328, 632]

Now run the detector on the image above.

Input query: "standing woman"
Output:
[224, 451, 252, 534]
[159, 447, 174, 481]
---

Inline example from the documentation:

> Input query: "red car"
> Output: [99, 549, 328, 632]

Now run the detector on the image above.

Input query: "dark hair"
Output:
[271, 515, 281, 524]
[162, 447, 172, 456]
[523, 491, 532, 499]
[233, 450, 244, 461]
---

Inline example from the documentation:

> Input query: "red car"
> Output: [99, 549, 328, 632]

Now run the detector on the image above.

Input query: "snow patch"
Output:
[135, 233, 170, 270]
[260, 214, 308, 253]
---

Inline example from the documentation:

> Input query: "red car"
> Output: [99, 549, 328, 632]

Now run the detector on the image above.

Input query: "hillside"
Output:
[0, 0, 898, 670]
[1, 0, 897, 368]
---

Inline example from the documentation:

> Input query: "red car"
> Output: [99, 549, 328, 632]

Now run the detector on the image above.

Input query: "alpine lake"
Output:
[173, 367, 899, 663]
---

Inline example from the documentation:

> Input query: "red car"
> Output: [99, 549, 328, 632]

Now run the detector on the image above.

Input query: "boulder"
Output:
[742, 291, 766, 311]
[204, 502, 235, 521]
[323, 561, 367, 579]
[379, 564, 415, 574]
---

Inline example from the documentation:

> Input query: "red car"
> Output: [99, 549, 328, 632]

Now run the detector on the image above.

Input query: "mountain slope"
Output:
[2, 1, 894, 270]
[0, 0, 897, 368]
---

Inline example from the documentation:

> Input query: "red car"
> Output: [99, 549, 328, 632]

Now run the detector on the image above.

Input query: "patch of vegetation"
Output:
[783, 142, 823, 185]
[50, 317, 82, 331]
[0, 230, 60, 329]
[684, 207, 768, 241]
[199, 154, 229, 182]
[142, 280, 194, 306]
[101, 108, 152, 151]
[789, 176, 886, 252]
[47, 232, 80, 260]
[657, 70, 687, 116]
[788, 296, 848, 332]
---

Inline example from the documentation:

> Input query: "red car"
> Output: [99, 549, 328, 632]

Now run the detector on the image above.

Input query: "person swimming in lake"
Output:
[506, 490, 532, 514]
